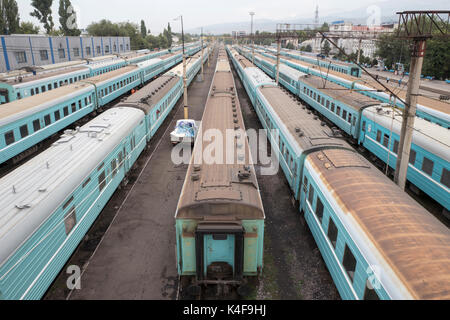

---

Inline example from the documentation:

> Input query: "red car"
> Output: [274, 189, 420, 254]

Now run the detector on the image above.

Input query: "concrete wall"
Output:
[0, 35, 131, 72]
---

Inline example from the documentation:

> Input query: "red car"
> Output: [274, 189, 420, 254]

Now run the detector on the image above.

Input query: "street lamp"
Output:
[199, 27, 204, 81]
[249, 12, 255, 65]
[174, 15, 188, 119]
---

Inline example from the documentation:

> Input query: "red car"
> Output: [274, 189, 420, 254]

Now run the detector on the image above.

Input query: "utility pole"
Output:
[250, 12, 255, 65]
[394, 11, 449, 189]
[276, 39, 281, 85]
[356, 38, 362, 64]
[174, 15, 188, 119]
[200, 27, 204, 81]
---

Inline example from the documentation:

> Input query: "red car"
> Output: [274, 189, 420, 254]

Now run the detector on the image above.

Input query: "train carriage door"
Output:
[204, 234, 235, 277]
[195, 223, 244, 283]
[0, 89, 9, 104]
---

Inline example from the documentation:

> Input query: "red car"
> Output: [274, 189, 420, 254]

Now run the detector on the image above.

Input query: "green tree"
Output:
[19, 21, 40, 34]
[0, 0, 20, 34]
[58, 0, 80, 36]
[140, 20, 147, 38]
[30, 0, 54, 34]
[322, 40, 331, 56]
[303, 44, 312, 52]
[320, 22, 329, 32]
[375, 32, 410, 71]
[165, 22, 172, 47]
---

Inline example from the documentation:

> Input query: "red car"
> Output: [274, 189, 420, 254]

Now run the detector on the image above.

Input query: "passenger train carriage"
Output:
[227, 46, 450, 300]
[175, 48, 265, 297]
[235, 46, 450, 216]
[242, 46, 450, 129]
[0, 45, 201, 105]
[0, 45, 204, 165]
[0, 46, 210, 300]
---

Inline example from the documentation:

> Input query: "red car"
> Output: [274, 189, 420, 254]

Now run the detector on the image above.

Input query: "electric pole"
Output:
[200, 27, 204, 81]
[394, 11, 449, 189]
[174, 15, 189, 119]
[250, 12, 255, 65]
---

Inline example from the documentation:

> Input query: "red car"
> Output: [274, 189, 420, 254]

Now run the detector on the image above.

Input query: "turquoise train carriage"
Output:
[0, 45, 203, 105]
[0, 45, 203, 166]
[0, 107, 147, 300]
[235, 46, 450, 217]
[0, 46, 210, 300]
[227, 46, 450, 300]
[176, 48, 265, 298]
[0, 58, 127, 104]
[241, 46, 450, 129]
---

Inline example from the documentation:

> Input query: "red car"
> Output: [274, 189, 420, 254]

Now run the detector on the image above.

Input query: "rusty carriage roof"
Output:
[176, 48, 264, 221]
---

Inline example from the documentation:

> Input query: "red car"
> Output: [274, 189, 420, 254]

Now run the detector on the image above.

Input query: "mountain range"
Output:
[188, 0, 449, 34]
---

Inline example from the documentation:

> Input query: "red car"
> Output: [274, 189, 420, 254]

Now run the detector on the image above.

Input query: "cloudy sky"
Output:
[16, 0, 443, 34]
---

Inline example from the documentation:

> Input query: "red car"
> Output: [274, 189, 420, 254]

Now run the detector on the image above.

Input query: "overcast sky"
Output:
[15, 0, 420, 34]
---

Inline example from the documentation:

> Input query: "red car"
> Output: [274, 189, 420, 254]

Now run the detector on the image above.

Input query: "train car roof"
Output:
[307, 148, 450, 299]
[301, 74, 381, 111]
[0, 66, 89, 87]
[257, 85, 350, 156]
[0, 82, 93, 125]
[164, 51, 203, 78]
[244, 67, 275, 88]
[118, 75, 178, 114]
[176, 51, 264, 221]
[0, 107, 145, 268]
[363, 106, 450, 161]
[83, 65, 138, 85]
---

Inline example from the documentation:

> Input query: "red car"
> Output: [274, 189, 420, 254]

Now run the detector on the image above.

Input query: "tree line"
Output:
[0, 0, 191, 51]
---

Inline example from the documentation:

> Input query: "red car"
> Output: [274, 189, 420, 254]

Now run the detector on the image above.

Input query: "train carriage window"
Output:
[336, 106, 341, 116]
[331, 103, 335, 112]
[44, 114, 51, 126]
[393, 140, 399, 154]
[118, 152, 123, 168]
[4, 131, 15, 145]
[54, 82, 58, 88]
[308, 185, 314, 205]
[33, 119, 40, 132]
[48, 84, 52, 91]
[14, 124, 27, 140]
[64, 206, 77, 235]
[303, 176, 309, 193]
[376, 130, 382, 143]
[69, 78, 73, 84]
[111, 159, 118, 177]
[71, 103, 76, 113]
[327, 218, 338, 249]
[364, 280, 380, 300]
[326, 100, 330, 109]
[343, 245, 357, 282]
[78, 101, 82, 109]
[54, 110, 61, 121]
[63, 107, 69, 117]
[383, 134, 390, 148]
[98, 171, 106, 192]
[316, 198, 324, 223]
[82, 177, 91, 188]
[348, 114, 352, 124]
[41, 85, 46, 93]
[85, 97, 88, 106]
[422, 157, 434, 176]
[342, 110, 347, 120]
[441, 169, 450, 188]
[31, 88, 35, 96]
[409, 150, 417, 165]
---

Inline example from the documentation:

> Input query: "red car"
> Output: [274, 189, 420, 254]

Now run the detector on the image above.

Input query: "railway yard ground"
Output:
[43, 47, 340, 301]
